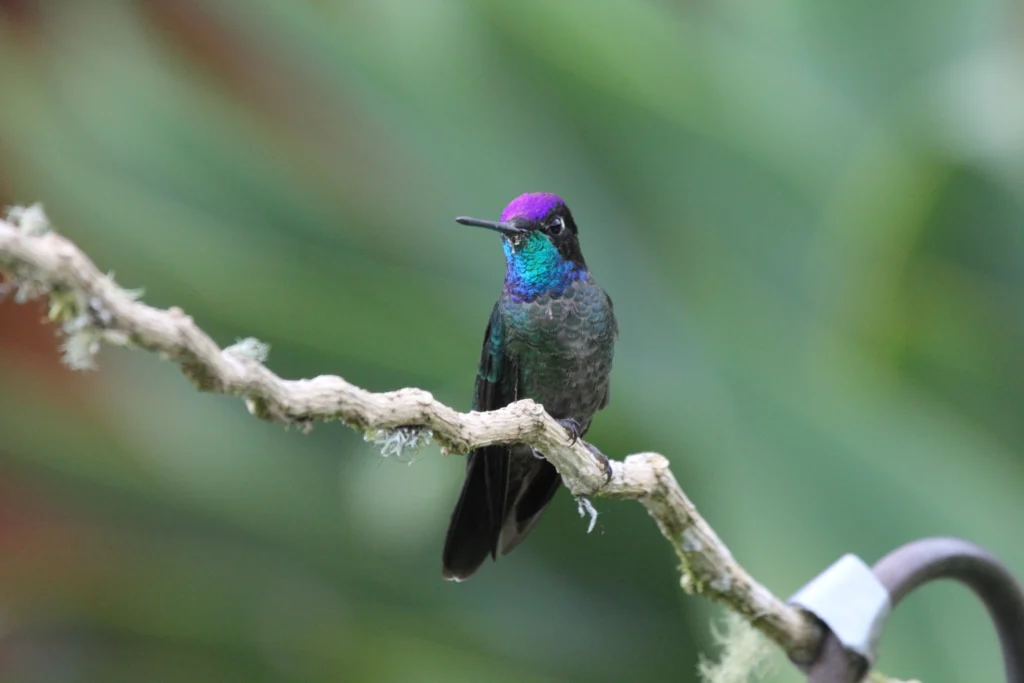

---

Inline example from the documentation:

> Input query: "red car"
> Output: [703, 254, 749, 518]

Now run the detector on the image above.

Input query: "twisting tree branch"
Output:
[0, 205, 824, 665]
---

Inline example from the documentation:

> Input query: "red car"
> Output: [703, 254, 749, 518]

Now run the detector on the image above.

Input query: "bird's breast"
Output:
[500, 280, 616, 423]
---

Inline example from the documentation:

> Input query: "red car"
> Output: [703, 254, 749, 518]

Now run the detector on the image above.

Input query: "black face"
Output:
[527, 203, 585, 266]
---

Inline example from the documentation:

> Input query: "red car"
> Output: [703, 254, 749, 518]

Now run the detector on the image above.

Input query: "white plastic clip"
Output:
[789, 554, 891, 664]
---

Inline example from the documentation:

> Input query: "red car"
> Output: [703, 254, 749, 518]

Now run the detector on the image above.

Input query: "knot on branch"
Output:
[514, 399, 549, 439]
[401, 388, 436, 410]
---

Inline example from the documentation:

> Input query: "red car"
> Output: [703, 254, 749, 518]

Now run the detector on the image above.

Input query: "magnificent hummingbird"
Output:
[442, 192, 618, 581]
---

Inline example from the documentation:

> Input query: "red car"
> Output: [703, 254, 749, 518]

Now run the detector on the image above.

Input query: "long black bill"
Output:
[455, 216, 525, 237]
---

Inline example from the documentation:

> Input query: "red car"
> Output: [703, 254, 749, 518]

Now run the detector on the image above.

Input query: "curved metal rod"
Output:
[807, 537, 1024, 683]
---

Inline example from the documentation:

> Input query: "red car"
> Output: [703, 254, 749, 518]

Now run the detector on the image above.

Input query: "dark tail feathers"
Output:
[442, 446, 561, 580]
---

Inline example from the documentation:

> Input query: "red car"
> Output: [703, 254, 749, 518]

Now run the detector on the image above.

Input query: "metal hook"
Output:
[793, 537, 1024, 683]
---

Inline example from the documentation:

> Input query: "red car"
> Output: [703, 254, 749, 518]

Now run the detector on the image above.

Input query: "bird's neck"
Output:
[503, 232, 586, 302]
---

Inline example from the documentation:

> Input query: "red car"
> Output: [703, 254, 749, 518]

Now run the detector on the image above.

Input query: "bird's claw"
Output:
[556, 418, 582, 446]
[552, 419, 612, 485]
[584, 442, 614, 485]
[530, 447, 545, 460]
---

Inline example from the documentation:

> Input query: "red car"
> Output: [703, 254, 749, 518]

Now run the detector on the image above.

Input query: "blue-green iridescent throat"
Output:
[503, 231, 586, 302]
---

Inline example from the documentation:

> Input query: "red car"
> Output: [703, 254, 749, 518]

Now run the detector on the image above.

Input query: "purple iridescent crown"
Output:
[500, 193, 564, 222]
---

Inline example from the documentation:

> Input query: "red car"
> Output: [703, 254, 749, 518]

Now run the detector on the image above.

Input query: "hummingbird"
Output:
[442, 192, 618, 581]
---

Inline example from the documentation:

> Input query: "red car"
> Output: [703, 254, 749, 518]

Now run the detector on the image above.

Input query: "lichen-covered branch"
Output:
[0, 204, 823, 664]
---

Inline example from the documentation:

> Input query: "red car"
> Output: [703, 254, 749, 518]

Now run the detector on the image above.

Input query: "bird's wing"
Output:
[599, 290, 617, 410]
[442, 303, 516, 580]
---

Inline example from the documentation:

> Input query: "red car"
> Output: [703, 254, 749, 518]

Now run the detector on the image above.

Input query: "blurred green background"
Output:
[1, 1, 1022, 681]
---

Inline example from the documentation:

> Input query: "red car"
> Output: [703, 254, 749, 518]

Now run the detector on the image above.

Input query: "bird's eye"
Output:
[549, 217, 565, 235]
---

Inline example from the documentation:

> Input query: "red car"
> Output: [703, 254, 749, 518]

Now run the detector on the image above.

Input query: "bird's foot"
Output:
[583, 442, 613, 485]
[530, 447, 545, 460]
[556, 418, 582, 446]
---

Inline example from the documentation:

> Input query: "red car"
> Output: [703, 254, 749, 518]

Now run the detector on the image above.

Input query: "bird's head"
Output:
[456, 193, 587, 301]
[457, 192, 584, 265]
